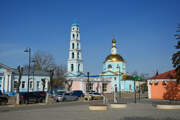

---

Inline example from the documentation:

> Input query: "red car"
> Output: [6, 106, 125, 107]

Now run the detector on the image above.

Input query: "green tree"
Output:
[172, 24, 180, 83]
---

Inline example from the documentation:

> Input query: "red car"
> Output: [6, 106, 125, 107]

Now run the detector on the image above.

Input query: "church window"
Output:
[77, 52, 79, 58]
[78, 64, 80, 72]
[77, 43, 79, 49]
[72, 52, 74, 59]
[108, 64, 112, 69]
[72, 43, 74, 49]
[77, 28, 78, 30]
[102, 83, 107, 92]
[114, 77, 116, 80]
[77, 34, 78, 38]
[73, 34, 75, 39]
[129, 84, 132, 90]
[72, 28, 74, 30]
[71, 64, 74, 72]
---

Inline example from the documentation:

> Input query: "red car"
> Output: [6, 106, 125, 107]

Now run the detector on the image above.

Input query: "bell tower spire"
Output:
[67, 23, 83, 74]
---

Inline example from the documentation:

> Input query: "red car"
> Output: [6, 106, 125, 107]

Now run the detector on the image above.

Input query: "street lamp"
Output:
[116, 65, 121, 98]
[24, 48, 31, 104]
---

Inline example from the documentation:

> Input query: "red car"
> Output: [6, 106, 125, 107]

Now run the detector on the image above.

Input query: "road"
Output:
[0, 101, 180, 120]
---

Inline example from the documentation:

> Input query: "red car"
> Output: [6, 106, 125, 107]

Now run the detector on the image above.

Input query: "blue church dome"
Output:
[72, 23, 79, 26]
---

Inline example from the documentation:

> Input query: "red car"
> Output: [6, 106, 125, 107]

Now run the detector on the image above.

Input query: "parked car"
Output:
[55, 92, 78, 102]
[19, 91, 46, 104]
[55, 91, 66, 102]
[0, 96, 8, 105]
[84, 92, 103, 100]
[71, 90, 84, 97]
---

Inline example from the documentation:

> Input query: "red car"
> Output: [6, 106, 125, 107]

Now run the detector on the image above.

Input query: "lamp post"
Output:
[116, 65, 121, 98]
[133, 75, 137, 104]
[24, 48, 31, 104]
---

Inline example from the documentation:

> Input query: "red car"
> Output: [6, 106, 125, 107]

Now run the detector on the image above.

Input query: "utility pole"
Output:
[24, 48, 31, 104]
[87, 72, 90, 92]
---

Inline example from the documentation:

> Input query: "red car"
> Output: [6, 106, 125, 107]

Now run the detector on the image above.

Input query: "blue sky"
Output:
[0, 0, 180, 76]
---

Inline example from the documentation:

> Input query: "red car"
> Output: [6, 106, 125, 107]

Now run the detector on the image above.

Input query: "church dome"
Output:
[104, 54, 124, 63]
[112, 39, 116, 43]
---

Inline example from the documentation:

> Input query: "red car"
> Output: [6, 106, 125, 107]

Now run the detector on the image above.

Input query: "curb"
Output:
[156, 105, 180, 109]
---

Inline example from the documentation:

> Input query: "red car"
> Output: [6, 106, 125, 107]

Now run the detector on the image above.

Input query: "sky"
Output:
[0, 0, 180, 77]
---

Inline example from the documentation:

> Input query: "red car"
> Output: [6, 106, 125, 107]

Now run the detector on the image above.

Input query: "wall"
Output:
[150, 80, 180, 100]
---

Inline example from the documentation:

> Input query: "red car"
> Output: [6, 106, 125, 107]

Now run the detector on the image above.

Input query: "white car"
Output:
[55, 92, 78, 102]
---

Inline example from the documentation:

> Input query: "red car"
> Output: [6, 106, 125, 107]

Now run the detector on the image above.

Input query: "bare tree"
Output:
[41, 78, 46, 92]
[16, 65, 23, 105]
[32, 51, 55, 71]
[65, 80, 73, 92]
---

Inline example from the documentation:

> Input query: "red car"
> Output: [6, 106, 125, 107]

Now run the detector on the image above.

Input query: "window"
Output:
[108, 64, 112, 69]
[77, 28, 78, 30]
[14, 81, 18, 89]
[102, 83, 107, 92]
[114, 77, 116, 80]
[30, 81, 33, 89]
[73, 34, 75, 38]
[77, 43, 79, 49]
[71, 64, 74, 72]
[72, 43, 74, 49]
[77, 52, 79, 59]
[37, 81, 40, 90]
[78, 64, 80, 72]
[22, 81, 25, 89]
[72, 28, 74, 30]
[77, 34, 78, 38]
[72, 52, 74, 59]
[86, 83, 93, 92]
[129, 84, 132, 90]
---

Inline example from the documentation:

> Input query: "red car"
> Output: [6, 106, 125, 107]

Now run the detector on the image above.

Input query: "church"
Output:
[65, 23, 135, 93]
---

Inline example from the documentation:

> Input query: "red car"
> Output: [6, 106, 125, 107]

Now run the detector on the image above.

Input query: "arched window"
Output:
[77, 43, 79, 49]
[108, 64, 112, 69]
[78, 64, 80, 72]
[73, 34, 75, 39]
[77, 34, 78, 38]
[72, 43, 74, 49]
[71, 64, 74, 72]
[77, 52, 79, 58]
[72, 52, 74, 59]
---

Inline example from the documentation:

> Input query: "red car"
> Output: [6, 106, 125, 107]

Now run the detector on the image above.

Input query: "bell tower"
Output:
[67, 23, 83, 74]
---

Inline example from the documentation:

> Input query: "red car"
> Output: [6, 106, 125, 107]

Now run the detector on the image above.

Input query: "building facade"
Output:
[147, 70, 180, 100]
[0, 64, 50, 95]
[65, 23, 135, 93]
[100, 39, 135, 92]
[65, 23, 111, 93]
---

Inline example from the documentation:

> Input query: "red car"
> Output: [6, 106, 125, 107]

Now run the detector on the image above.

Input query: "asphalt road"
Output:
[0, 101, 180, 120]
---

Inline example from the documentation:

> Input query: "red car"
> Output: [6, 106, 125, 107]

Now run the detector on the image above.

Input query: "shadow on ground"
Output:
[121, 117, 178, 120]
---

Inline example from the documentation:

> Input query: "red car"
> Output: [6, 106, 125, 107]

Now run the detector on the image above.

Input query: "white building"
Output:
[0, 63, 50, 95]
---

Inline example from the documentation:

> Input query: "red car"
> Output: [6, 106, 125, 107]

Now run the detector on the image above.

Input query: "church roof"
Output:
[72, 23, 79, 26]
[148, 70, 176, 80]
[104, 54, 124, 63]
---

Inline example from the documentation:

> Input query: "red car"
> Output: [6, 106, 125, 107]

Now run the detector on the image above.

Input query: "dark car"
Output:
[0, 96, 8, 105]
[71, 90, 84, 97]
[19, 92, 46, 104]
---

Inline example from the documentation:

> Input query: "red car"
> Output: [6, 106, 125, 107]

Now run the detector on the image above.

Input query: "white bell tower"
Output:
[67, 23, 83, 74]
